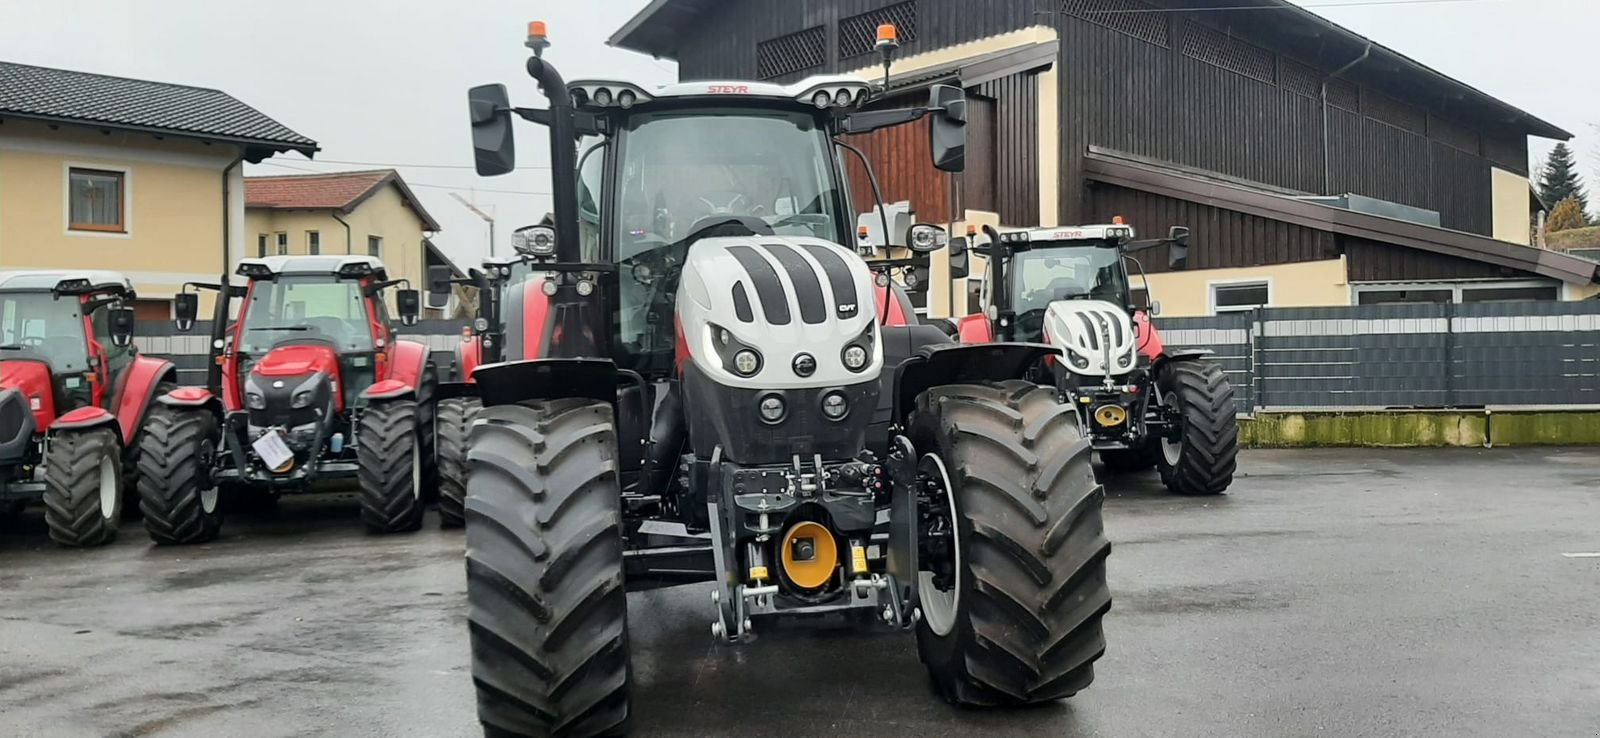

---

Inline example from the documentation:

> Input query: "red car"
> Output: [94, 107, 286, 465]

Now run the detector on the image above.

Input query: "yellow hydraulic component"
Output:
[1094, 404, 1128, 427]
[271, 457, 295, 473]
[749, 565, 769, 582]
[780, 521, 839, 590]
[850, 543, 868, 575]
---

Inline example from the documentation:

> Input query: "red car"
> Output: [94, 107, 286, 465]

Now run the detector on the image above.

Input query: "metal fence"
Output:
[135, 303, 1600, 412]
[1159, 302, 1600, 412]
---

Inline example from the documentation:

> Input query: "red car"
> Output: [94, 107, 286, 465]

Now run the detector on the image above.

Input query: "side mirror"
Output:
[1168, 225, 1190, 248]
[928, 84, 966, 173]
[1168, 241, 1189, 271]
[948, 237, 970, 279]
[109, 307, 136, 348]
[469, 84, 516, 176]
[427, 265, 453, 310]
[906, 224, 947, 253]
[174, 293, 199, 332]
[397, 289, 421, 326]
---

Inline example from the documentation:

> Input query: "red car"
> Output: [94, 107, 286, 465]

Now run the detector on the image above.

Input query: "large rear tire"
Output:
[358, 399, 424, 534]
[1155, 361, 1238, 496]
[910, 381, 1112, 706]
[138, 406, 222, 545]
[436, 396, 481, 529]
[466, 400, 630, 738]
[43, 427, 123, 547]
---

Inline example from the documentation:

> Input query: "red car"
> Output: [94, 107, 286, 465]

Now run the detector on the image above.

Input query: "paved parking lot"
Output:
[3, 447, 1599, 737]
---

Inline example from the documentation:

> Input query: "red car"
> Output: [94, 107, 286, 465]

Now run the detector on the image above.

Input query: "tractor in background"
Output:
[139, 255, 437, 544]
[958, 222, 1239, 495]
[453, 22, 1112, 736]
[0, 271, 176, 546]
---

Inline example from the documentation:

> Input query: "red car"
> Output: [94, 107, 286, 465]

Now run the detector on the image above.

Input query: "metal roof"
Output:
[610, 0, 1570, 140]
[1083, 151, 1600, 285]
[0, 61, 319, 161]
[240, 255, 388, 279]
[0, 270, 133, 294]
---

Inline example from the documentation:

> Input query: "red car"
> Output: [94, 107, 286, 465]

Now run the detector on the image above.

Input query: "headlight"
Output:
[842, 344, 868, 372]
[246, 392, 265, 410]
[1118, 353, 1133, 368]
[1069, 353, 1090, 370]
[734, 349, 762, 376]
[758, 394, 786, 424]
[291, 390, 315, 409]
[820, 391, 849, 420]
[792, 353, 816, 378]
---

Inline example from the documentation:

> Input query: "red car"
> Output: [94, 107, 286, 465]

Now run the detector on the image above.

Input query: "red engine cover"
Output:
[0, 359, 56, 431]
[252, 344, 344, 412]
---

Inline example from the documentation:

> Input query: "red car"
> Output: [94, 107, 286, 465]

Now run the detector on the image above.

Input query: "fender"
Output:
[1153, 348, 1216, 375]
[111, 356, 175, 446]
[956, 313, 993, 344]
[473, 358, 616, 407]
[362, 379, 415, 401]
[51, 406, 120, 436]
[158, 386, 224, 417]
[386, 338, 431, 390]
[1135, 311, 1165, 361]
[893, 342, 1059, 424]
[455, 336, 483, 385]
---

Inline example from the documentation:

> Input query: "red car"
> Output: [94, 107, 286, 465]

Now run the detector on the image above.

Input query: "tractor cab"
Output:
[0, 271, 138, 430]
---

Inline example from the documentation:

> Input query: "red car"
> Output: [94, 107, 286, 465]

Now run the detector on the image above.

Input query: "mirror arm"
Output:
[1122, 237, 1170, 254]
[838, 107, 929, 135]
[363, 278, 409, 297]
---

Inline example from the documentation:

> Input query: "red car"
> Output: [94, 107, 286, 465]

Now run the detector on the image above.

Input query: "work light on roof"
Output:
[236, 262, 274, 279]
[570, 81, 654, 110]
[795, 82, 870, 110]
[337, 262, 374, 278]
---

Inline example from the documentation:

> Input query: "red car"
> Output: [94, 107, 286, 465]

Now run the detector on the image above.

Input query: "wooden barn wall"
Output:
[1086, 184, 1335, 274]
[675, 0, 1033, 82]
[1053, 4, 1527, 239]
[841, 117, 948, 221]
[975, 73, 1040, 227]
[1341, 237, 1535, 282]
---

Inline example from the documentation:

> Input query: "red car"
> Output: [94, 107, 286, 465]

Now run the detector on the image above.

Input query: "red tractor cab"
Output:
[0, 270, 177, 546]
[138, 255, 436, 544]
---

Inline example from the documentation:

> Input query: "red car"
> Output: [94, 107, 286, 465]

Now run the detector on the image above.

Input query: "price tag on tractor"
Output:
[252, 429, 295, 473]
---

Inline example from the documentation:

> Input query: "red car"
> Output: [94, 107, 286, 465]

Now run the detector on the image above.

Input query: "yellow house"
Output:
[0, 60, 318, 319]
[243, 170, 441, 302]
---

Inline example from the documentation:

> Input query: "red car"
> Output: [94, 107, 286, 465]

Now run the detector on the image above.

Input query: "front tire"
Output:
[466, 400, 630, 738]
[43, 427, 123, 547]
[1155, 361, 1239, 496]
[358, 400, 423, 534]
[910, 381, 1112, 706]
[436, 396, 481, 529]
[138, 407, 222, 545]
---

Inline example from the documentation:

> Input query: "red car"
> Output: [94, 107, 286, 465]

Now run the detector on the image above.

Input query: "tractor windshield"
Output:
[1011, 243, 1129, 315]
[614, 109, 844, 256]
[239, 276, 374, 354]
[0, 292, 90, 373]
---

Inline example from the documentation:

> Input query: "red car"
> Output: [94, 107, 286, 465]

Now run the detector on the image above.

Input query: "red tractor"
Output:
[139, 255, 436, 544]
[956, 223, 1239, 495]
[0, 271, 177, 546]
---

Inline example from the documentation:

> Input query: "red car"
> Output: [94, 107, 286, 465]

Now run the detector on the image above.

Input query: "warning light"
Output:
[526, 20, 551, 54]
[528, 21, 547, 39]
[877, 23, 898, 44]
[966, 224, 977, 236]
[858, 225, 870, 240]
[1112, 215, 1126, 225]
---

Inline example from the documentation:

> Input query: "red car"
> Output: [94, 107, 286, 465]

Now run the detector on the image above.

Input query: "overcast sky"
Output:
[0, 0, 1592, 267]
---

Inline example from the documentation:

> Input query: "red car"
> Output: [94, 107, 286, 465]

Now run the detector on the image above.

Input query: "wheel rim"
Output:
[98, 455, 117, 520]
[411, 428, 422, 500]
[917, 453, 961, 637]
[199, 440, 219, 514]
[1157, 385, 1183, 466]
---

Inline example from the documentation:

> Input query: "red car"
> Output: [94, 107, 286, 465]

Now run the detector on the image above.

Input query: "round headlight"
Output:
[821, 391, 849, 420]
[833, 88, 853, 107]
[541, 279, 559, 296]
[246, 392, 265, 410]
[593, 87, 613, 106]
[473, 317, 489, 333]
[618, 90, 637, 109]
[792, 353, 816, 377]
[576, 280, 595, 297]
[734, 349, 761, 376]
[842, 344, 868, 372]
[813, 91, 832, 109]
[758, 395, 786, 424]
[291, 390, 314, 409]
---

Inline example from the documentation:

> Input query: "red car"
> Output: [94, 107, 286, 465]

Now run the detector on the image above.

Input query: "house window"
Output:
[368, 235, 382, 257]
[1211, 281, 1270, 313]
[276, 232, 289, 256]
[1352, 281, 1562, 305]
[257, 234, 269, 258]
[307, 231, 321, 255]
[1461, 285, 1559, 303]
[1357, 288, 1452, 306]
[68, 168, 125, 232]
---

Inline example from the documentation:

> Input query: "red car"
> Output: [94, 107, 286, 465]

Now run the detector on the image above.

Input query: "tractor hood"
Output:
[252, 344, 339, 377]
[1043, 300, 1138, 378]
[0, 357, 56, 435]
[676, 235, 880, 390]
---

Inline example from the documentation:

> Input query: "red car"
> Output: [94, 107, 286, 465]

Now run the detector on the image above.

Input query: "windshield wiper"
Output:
[247, 325, 311, 332]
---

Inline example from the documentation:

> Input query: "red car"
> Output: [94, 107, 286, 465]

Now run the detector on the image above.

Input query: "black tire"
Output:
[1099, 442, 1159, 473]
[466, 400, 630, 738]
[1155, 361, 1239, 496]
[358, 399, 424, 534]
[138, 406, 222, 545]
[417, 365, 440, 502]
[119, 381, 177, 522]
[43, 427, 124, 547]
[910, 381, 1112, 706]
[436, 396, 481, 529]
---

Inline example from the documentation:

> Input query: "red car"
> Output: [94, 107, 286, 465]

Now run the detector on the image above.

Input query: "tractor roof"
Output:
[568, 75, 872, 113]
[237, 255, 389, 281]
[999, 224, 1138, 245]
[0, 269, 133, 295]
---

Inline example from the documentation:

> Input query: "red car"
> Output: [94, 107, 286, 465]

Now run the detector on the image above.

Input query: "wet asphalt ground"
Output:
[3, 447, 1599, 737]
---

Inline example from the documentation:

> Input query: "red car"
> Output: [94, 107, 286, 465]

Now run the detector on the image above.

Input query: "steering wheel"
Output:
[696, 190, 755, 215]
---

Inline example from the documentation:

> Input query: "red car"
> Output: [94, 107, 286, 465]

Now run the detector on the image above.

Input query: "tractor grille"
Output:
[1073, 307, 1125, 350]
[0, 389, 25, 446]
